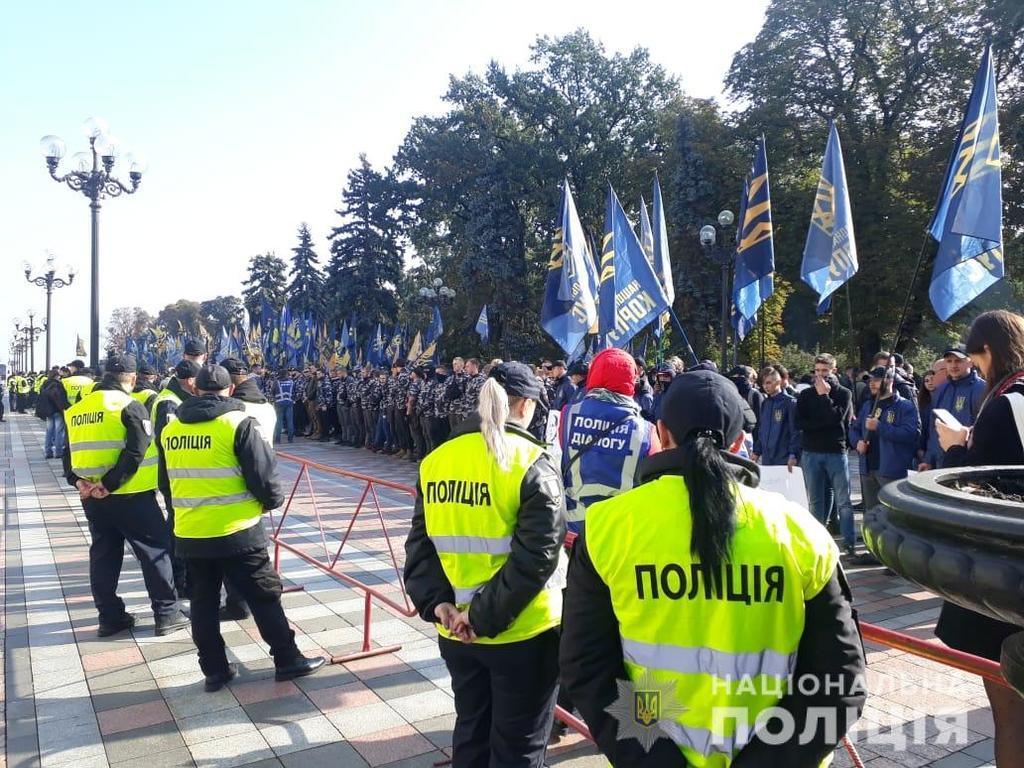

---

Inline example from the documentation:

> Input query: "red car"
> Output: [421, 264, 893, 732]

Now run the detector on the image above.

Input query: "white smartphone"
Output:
[932, 408, 963, 430]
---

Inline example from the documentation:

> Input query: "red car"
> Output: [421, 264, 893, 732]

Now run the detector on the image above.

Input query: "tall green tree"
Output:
[726, 0, 1023, 357]
[199, 295, 244, 338]
[156, 300, 202, 337]
[241, 252, 287, 320]
[287, 224, 324, 319]
[325, 155, 407, 339]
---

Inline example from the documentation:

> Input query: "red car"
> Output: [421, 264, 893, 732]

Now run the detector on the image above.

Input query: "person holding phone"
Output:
[933, 310, 1024, 764]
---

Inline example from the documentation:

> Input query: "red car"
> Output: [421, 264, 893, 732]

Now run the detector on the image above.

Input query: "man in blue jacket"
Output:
[920, 347, 985, 470]
[752, 366, 800, 469]
[851, 367, 921, 513]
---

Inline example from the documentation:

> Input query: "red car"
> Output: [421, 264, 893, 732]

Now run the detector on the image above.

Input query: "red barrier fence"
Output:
[271, 451, 418, 664]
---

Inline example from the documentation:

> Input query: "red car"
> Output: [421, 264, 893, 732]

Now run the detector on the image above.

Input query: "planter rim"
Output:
[907, 465, 1024, 514]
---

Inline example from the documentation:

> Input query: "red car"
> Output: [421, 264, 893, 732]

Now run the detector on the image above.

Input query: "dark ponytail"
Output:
[681, 433, 737, 588]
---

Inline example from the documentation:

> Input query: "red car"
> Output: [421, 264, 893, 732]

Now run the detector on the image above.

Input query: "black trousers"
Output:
[363, 409, 379, 447]
[161, 495, 189, 596]
[409, 412, 426, 458]
[348, 406, 364, 447]
[431, 416, 450, 447]
[440, 629, 559, 768]
[186, 548, 299, 676]
[82, 491, 178, 622]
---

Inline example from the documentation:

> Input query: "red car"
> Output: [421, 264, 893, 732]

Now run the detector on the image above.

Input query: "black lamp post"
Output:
[699, 209, 737, 372]
[39, 118, 146, 368]
[24, 252, 75, 370]
[14, 313, 45, 372]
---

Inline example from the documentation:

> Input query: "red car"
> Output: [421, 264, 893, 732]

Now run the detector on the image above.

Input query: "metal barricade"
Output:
[271, 451, 418, 664]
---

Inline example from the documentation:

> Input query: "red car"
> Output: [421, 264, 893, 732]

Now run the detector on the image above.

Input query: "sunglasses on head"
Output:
[543, 364, 552, 370]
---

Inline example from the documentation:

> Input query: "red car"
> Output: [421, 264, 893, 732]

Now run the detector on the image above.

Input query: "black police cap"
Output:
[175, 359, 201, 379]
[489, 362, 543, 400]
[105, 354, 136, 374]
[660, 370, 746, 449]
[220, 357, 248, 375]
[195, 364, 231, 391]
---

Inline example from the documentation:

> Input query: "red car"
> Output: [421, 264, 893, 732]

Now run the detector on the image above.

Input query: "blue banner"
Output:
[928, 46, 1003, 321]
[801, 122, 858, 315]
[598, 184, 671, 349]
[475, 305, 489, 343]
[732, 136, 775, 339]
[541, 179, 599, 356]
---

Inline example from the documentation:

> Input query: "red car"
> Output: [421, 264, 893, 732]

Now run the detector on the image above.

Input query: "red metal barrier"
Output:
[271, 451, 418, 665]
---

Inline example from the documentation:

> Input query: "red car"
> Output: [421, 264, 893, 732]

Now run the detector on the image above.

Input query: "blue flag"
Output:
[426, 305, 443, 345]
[541, 179, 599, 356]
[651, 174, 675, 337]
[475, 305, 489, 343]
[801, 122, 858, 315]
[371, 323, 385, 366]
[339, 321, 350, 352]
[928, 46, 1003, 321]
[599, 185, 671, 348]
[732, 136, 775, 340]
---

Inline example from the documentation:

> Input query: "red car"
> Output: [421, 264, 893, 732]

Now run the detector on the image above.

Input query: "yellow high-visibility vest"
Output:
[65, 388, 158, 494]
[62, 375, 94, 406]
[161, 411, 263, 539]
[585, 478, 839, 767]
[421, 429, 566, 645]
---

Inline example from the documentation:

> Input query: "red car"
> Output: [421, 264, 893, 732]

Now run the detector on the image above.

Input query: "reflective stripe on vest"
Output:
[161, 409, 263, 539]
[561, 395, 651, 528]
[65, 388, 159, 494]
[585, 478, 839, 767]
[150, 388, 183, 425]
[422, 430, 565, 645]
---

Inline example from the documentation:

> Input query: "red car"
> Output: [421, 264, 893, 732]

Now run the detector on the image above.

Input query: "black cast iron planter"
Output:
[863, 467, 1024, 694]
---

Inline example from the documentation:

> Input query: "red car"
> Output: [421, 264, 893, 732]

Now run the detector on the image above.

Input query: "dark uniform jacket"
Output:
[404, 414, 566, 638]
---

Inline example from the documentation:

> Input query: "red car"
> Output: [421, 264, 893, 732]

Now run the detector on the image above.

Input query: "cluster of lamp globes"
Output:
[38, 117, 147, 182]
[418, 278, 456, 300]
[699, 209, 736, 248]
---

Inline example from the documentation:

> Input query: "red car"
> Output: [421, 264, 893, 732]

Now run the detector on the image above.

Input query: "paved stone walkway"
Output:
[1, 414, 1002, 767]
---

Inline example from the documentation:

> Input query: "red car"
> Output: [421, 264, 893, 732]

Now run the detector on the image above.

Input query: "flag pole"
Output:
[891, 230, 933, 352]
[845, 283, 856, 366]
[667, 307, 699, 367]
[759, 306, 765, 371]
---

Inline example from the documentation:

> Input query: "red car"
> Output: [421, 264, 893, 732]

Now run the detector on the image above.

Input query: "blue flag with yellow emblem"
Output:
[541, 179, 599, 357]
[928, 46, 1003, 322]
[732, 136, 775, 340]
[801, 122, 858, 315]
[598, 185, 671, 348]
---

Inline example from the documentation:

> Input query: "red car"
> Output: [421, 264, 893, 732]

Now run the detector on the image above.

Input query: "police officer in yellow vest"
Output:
[15, 373, 31, 413]
[62, 359, 95, 408]
[159, 364, 325, 691]
[560, 370, 866, 767]
[405, 362, 567, 768]
[152, 359, 202, 596]
[63, 354, 189, 638]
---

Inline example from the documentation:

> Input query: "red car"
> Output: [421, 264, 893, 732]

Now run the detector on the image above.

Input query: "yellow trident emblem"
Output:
[634, 690, 661, 727]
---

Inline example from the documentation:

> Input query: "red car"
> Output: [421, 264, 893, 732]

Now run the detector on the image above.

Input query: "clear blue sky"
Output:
[1, 0, 769, 369]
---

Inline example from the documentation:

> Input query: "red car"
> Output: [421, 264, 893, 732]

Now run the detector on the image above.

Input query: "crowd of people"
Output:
[7, 308, 1024, 765]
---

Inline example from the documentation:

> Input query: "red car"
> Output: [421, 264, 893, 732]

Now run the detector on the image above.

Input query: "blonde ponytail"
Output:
[478, 378, 512, 470]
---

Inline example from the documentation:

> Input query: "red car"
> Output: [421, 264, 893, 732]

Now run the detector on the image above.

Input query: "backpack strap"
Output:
[1005, 392, 1024, 451]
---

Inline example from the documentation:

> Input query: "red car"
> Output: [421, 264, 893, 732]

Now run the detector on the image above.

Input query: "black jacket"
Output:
[795, 377, 853, 453]
[63, 379, 154, 494]
[36, 378, 64, 419]
[166, 394, 285, 557]
[231, 377, 268, 405]
[404, 414, 566, 638]
[560, 448, 866, 768]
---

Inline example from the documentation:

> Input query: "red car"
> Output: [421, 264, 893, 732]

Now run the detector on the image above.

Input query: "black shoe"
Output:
[204, 663, 238, 692]
[843, 544, 857, 559]
[275, 654, 326, 681]
[852, 552, 882, 566]
[219, 602, 250, 622]
[154, 610, 190, 637]
[97, 613, 136, 637]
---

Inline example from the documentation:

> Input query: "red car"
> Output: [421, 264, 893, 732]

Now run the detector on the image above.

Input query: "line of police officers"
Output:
[62, 353, 323, 690]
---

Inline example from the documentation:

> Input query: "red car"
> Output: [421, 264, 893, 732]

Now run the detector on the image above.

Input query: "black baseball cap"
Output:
[138, 363, 157, 376]
[943, 347, 969, 360]
[175, 359, 201, 379]
[489, 361, 543, 400]
[220, 357, 248, 375]
[69, 359, 85, 369]
[660, 370, 745, 449]
[868, 366, 889, 379]
[105, 354, 136, 374]
[195, 364, 231, 391]
[184, 338, 206, 356]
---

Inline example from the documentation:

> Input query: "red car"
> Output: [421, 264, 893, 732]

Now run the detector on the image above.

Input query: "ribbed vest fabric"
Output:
[585, 478, 838, 767]
[161, 410, 263, 539]
[422, 430, 565, 644]
[65, 388, 158, 494]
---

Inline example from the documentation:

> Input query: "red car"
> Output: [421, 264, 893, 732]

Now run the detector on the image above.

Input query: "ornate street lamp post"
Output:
[39, 118, 146, 367]
[24, 252, 75, 370]
[14, 313, 45, 372]
[699, 209, 736, 372]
